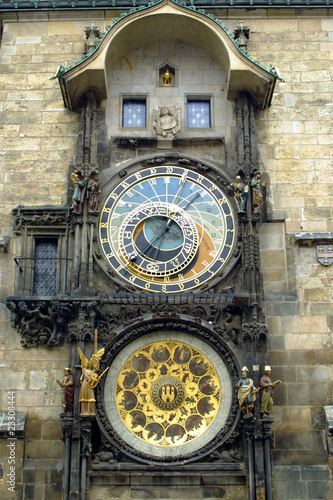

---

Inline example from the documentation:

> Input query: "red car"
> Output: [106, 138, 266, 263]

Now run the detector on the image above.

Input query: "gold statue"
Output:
[163, 67, 172, 86]
[78, 347, 105, 416]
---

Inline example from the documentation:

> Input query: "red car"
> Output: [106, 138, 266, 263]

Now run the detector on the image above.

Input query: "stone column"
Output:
[61, 416, 74, 500]
[262, 418, 274, 500]
[80, 416, 94, 500]
[243, 417, 256, 500]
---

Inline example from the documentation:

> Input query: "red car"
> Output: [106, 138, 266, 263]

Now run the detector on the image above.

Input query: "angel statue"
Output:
[78, 347, 105, 416]
[153, 105, 181, 139]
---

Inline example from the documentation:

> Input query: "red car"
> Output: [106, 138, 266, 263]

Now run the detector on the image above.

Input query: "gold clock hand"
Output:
[172, 171, 187, 207]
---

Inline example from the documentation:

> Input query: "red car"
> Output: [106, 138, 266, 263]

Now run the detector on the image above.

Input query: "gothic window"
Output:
[33, 238, 58, 296]
[186, 98, 211, 128]
[12, 207, 69, 297]
[122, 98, 147, 128]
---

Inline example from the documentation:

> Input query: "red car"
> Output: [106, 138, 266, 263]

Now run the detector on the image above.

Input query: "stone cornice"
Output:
[0, 0, 330, 12]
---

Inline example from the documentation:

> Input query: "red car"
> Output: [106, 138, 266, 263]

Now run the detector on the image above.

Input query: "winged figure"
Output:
[78, 348, 105, 416]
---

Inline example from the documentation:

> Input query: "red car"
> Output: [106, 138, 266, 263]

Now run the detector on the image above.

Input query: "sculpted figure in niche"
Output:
[78, 347, 105, 416]
[87, 171, 101, 214]
[232, 174, 248, 213]
[153, 106, 181, 138]
[70, 171, 86, 214]
[57, 367, 75, 415]
[260, 365, 281, 417]
[251, 170, 268, 214]
[236, 366, 258, 417]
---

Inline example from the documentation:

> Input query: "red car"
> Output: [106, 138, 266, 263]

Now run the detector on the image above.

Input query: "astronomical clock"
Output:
[92, 159, 242, 466]
[6, 2, 276, 495]
[98, 165, 236, 293]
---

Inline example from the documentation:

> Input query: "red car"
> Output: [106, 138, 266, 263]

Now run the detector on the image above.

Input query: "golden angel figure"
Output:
[78, 347, 105, 416]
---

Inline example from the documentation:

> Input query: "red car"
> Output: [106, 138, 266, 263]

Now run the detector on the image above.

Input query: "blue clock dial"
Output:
[99, 165, 236, 293]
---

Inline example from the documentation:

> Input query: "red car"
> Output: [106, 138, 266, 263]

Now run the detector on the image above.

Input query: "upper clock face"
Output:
[99, 165, 236, 293]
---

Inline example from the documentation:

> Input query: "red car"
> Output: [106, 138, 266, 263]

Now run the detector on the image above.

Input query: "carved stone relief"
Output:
[153, 106, 181, 138]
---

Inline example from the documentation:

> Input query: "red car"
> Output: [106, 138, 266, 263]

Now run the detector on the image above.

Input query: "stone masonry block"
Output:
[1, 370, 25, 390]
[26, 440, 63, 459]
[36, 42, 73, 55]
[16, 37, 41, 45]
[89, 486, 130, 499]
[307, 481, 329, 500]
[300, 466, 329, 481]
[0, 74, 26, 89]
[29, 371, 48, 390]
[272, 480, 307, 500]
[267, 351, 290, 366]
[275, 429, 325, 452]
[270, 365, 296, 383]
[296, 366, 331, 383]
[281, 407, 311, 431]
[290, 351, 316, 366]
[256, 19, 298, 32]
[41, 420, 61, 440]
[273, 465, 301, 482]
[261, 250, 286, 269]
[13, 391, 44, 409]
[287, 382, 327, 406]
[131, 485, 202, 499]
[26, 420, 42, 440]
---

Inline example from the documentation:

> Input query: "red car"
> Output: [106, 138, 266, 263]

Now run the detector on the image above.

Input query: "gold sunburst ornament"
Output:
[115, 340, 220, 447]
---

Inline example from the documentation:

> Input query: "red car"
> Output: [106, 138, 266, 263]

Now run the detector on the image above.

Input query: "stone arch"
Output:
[58, 0, 277, 110]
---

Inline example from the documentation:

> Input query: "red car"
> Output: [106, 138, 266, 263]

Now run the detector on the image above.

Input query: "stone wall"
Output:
[251, 12, 333, 500]
[0, 7, 333, 500]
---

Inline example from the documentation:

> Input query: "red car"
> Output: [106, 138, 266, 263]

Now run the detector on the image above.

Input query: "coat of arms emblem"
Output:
[317, 245, 333, 266]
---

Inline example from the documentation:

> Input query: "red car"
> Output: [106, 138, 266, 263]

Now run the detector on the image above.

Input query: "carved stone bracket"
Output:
[261, 418, 274, 441]
[241, 322, 268, 343]
[12, 206, 70, 234]
[7, 299, 78, 348]
[242, 416, 256, 441]
[61, 415, 74, 441]
[68, 321, 94, 343]
[7, 295, 246, 349]
[81, 418, 93, 459]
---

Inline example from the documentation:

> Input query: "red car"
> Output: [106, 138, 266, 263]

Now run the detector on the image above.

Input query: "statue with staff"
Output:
[236, 366, 259, 417]
[78, 330, 108, 416]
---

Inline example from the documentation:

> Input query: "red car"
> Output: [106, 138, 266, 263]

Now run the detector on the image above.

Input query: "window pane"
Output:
[187, 100, 210, 128]
[33, 238, 58, 296]
[123, 99, 146, 128]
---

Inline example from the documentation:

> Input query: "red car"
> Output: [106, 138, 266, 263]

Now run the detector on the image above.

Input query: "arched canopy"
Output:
[58, 0, 277, 110]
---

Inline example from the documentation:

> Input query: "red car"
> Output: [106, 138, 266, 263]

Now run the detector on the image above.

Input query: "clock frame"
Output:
[98, 164, 237, 293]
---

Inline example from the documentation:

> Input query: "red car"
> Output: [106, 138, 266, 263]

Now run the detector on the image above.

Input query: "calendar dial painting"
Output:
[103, 332, 233, 460]
[115, 340, 220, 447]
[99, 165, 236, 293]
